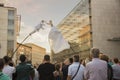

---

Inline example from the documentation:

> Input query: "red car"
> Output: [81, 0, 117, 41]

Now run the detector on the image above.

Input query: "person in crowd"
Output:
[9, 57, 16, 80]
[80, 58, 86, 67]
[2, 56, 15, 80]
[67, 55, 85, 80]
[0, 58, 10, 80]
[37, 54, 55, 80]
[33, 65, 39, 80]
[84, 48, 107, 80]
[9, 57, 15, 67]
[112, 58, 120, 80]
[100, 54, 113, 80]
[15, 54, 35, 80]
[109, 59, 113, 66]
[54, 63, 63, 80]
[62, 58, 73, 80]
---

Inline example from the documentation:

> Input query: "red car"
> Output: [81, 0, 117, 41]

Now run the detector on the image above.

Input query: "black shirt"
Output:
[62, 65, 69, 80]
[37, 63, 55, 80]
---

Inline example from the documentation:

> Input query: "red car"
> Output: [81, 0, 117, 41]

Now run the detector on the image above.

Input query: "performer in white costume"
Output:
[29, 20, 45, 35]
[47, 20, 70, 53]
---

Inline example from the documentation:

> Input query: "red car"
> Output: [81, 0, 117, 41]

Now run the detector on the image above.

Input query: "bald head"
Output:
[90, 48, 100, 58]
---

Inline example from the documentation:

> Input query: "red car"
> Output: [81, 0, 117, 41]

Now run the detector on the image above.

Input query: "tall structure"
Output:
[25, 43, 46, 65]
[0, 4, 20, 60]
[91, 0, 120, 58]
[56, 0, 120, 60]
[55, 0, 90, 60]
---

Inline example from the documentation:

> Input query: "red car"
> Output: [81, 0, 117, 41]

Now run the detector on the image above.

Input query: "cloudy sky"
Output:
[2, 0, 80, 52]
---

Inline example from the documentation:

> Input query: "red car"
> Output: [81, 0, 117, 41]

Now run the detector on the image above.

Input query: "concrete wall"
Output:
[91, 0, 120, 58]
[0, 7, 7, 58]
[25, 43, 46, 65]
[0, 7, 17, 61]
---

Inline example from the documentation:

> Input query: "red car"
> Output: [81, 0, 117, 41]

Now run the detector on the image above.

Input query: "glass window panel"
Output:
[8, 10, 14, 19]
[8, 19, 14, 28]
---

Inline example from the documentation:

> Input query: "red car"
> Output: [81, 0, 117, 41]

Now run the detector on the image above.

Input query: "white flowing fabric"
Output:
[49, 26, 70, 54]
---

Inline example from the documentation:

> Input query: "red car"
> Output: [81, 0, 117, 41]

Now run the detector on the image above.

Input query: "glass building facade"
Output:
[51, 0, 91, 62]
[53, 0, 120, 61]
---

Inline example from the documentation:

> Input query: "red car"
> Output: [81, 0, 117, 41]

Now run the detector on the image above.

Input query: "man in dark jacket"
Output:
[37, 55, 55, 80]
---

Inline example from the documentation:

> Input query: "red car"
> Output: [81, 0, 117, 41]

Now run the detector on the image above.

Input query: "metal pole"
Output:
[11, 20, 45, 58]
[11, 34, 31, 58]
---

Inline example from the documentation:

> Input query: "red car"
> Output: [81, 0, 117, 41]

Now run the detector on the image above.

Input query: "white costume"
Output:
[49, 26, 70, 53]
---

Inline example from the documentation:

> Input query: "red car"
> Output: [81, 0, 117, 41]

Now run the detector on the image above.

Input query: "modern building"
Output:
[25, 43, 46, 65]
[54, 0, 120, 60]
[0, 4, 20, 60]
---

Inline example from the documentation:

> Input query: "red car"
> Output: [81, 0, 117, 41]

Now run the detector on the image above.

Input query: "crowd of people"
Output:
[0, 48, 120, 80]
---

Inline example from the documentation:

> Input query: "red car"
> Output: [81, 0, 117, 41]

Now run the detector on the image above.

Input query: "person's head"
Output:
[64, 58, 73, 65]
[113, 58, 119, 64]
[73, 55, 79, 62]
[3, 56, 10, 64]
[55, 63, 60, 71]
[44, 55, 50, 62]
[0, 58, 4, 70]
[20, 54, 26, 62]
[90, 48, 100, 58]
[63, 58, 69, 65]
[69, 57, 73, 64]
[49, 20, 53, 27]
[100, 54, 109, 62]
[41, 20, 44, 23]
[99, 53, 103, 58]
[9, 60, 14, 67]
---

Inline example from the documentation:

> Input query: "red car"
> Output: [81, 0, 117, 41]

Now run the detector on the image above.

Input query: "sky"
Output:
[2, 0, 80, 52]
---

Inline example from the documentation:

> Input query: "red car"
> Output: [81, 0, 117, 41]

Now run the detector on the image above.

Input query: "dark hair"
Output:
[20, 54, 26, 62]
[69, 58, 73, 64]
[0, 58, 4, 69]
[113, 58, 119, 63]
[3, 56, 10, 64]
[100, 54, 109, 62]
[73, 55, 79, 62]
[55, 63, 60, 71]
[44, 55, 50, 61]
[9, 62, 14, 67]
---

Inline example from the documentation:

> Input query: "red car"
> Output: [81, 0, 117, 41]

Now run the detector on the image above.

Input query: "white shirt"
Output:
[84, 58, 107, 80]
[2, 65, 15, 80]
[68, 62, 85, 80]
[34, 68, 39, 80]
[112, 64, 120, 79]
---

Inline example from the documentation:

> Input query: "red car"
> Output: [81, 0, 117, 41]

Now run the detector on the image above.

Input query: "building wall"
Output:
[79, 25, 91, 58]
[91, 0, 120, 58]
[0, 5, 19, 61]
[25, 43, 46, 65]
[0, 7, 8, 58]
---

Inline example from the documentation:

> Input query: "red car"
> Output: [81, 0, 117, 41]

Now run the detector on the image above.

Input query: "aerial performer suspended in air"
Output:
[46, 20, 70, 54]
